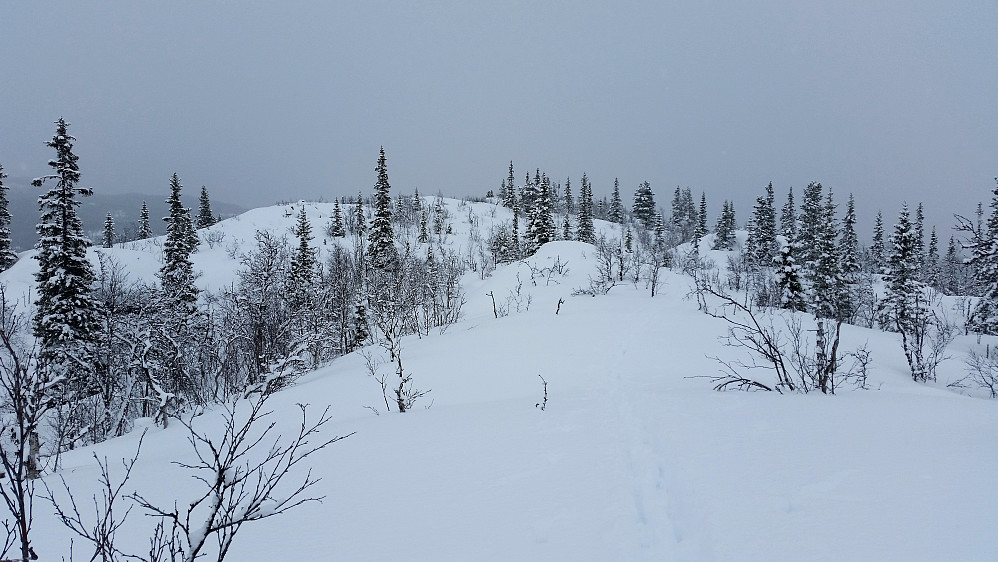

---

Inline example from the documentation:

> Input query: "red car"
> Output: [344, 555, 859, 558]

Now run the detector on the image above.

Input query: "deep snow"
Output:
[4, 198, 996, 561]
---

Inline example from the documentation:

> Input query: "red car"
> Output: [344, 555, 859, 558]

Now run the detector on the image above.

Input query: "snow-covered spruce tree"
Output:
[740, 184, 778, 306]
[286, 208, 336, 372]
[32, 118, 100, 409]
[807, 189, 846, 320]
[797, 181, 824, 268]
[496, 178, 508, 207]
[669, 185, 697, 244]
[418, 209, 430, 243]
[940, 236, 960, 295]
[351, 300, 369, 350]
[576, 173, 595, 244]
[520, 170, 539, 214]
[502, 161, 517, 209]
[608, 178, 624, 223]
[632, 181, 657, 230]
[150, 173, 205, 417]
[197, 185, 215, 228]
[685, 189, 698, 241]
[944, 235, 978, 297]
[540, 173, 556, 241]
[411, 187, 422, 213]
[520, 173, 539, 244]
[138, 200, 152, 240]
[510, 194, 521, 252]
[870, 210, 885, 272]
[160, 173, 199, 308]
[367, 147, 397, 270]
[644, 213, 670, 297]
[287, 207, 317, 308]
[393, 195, 407, 232]
[0, 163, 18, 270]
[183, 205, 199, 254]
[924, 226, 941, 290]
[695, 192, 708, 240]
[839, 193, 860, 277]
[959, 180, 998, 334]
[549, 178, 562, 215]
[525, 174, 555, 253]
[780, 185, 796, 239]
[102, 212, 114, 248]
[712, 200, 736, 250]
[884, 203, 946, 381]
[487, 222, 518, 264]
[914, 202, 926, 269]
[744, 182, 778, 267]
[353, 191, 366, 237]
[328, 197, 346, 238]
[563, 176, 573, 216]
[775, 241, 806, 311]
[839, 193, 875, 325]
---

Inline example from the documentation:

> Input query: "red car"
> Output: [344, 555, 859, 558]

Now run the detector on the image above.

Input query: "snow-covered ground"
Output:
[5, 198, 997, 560]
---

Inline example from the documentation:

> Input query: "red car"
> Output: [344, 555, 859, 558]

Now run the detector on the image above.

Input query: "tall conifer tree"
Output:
[798, 181, 825, 268]
[924, 226, 940, 289]
[967, 181, 998, 333]
[32, 118, 99, 381]
[138, 201, 152, 240]
[330, 198, 346, 237]
[526, 174, 555, 252]
[576, 174, 595, 244]
[0, 163, 17, 270]
[632, 181, 657, 229]
[102, 212, 114, 248]
[197, 186, 215, 228]
[808, 189, 844, 319]
[839, 193, 860, 276]
[694, 193, 708, 241]
[502, 162, 516, 209]
[776, 242, 806, 312]
[780, 185, 796, 239]
[367, 147, 397, 269]
[712, 201, 736, 250]
[884, 203, 932, 380]
[160, 173, 199, 307]
[354, 191, 366, 236]
[870, 210, 886, 272]
[608, 179, 624, 223]
[563, 176, 574, 216]
[288, 207, 317, 310]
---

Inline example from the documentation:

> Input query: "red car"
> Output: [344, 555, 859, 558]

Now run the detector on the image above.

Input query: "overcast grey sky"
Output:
[1, 1, 995, 236]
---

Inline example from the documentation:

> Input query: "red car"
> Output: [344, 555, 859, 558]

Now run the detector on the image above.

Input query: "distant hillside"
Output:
[4, 176, 245, 252]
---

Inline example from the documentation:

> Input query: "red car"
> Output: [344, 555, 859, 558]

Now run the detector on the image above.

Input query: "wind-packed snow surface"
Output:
[6, 199, 997, 560]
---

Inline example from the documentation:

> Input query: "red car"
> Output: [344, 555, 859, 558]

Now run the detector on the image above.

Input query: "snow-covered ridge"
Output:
[4, 197, 997, 560]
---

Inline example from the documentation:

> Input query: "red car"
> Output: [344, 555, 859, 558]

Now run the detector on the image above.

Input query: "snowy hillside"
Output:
[5, 198, 998, 560]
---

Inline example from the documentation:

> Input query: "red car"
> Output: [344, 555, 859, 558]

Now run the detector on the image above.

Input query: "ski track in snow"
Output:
[597, 294, 716, 560]
[604, 311, 672, 552]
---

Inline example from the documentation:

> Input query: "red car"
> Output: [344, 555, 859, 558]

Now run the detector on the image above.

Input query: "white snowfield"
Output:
[6, 198, 997, 561]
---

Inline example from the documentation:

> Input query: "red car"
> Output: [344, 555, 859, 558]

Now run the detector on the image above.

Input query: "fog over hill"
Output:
[4, 176, 245, 251]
